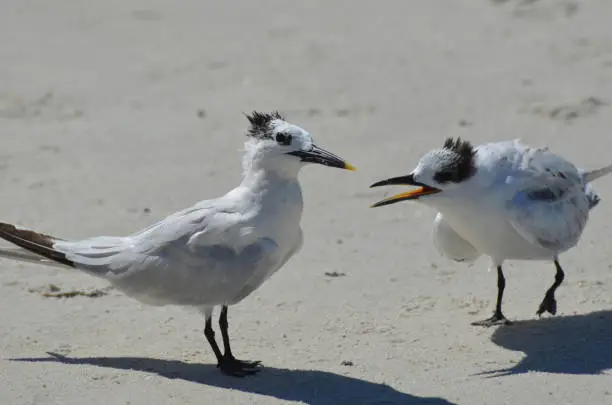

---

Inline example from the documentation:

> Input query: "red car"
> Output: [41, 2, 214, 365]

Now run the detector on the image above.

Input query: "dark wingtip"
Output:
[0, 223, 74, 267]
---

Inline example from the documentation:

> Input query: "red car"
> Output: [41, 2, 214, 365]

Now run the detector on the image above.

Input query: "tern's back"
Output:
[473, 140, 582, 188]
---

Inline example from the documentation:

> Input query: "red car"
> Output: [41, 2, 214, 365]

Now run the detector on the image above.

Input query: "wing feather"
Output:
[504, 147, 591, 253]
[53, 199, 283, 306]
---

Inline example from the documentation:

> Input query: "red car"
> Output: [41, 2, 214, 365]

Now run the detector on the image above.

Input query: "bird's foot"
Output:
[471, 312, 512, 327]
[217, 355, 262, 377]
[536, 295, 557, 317]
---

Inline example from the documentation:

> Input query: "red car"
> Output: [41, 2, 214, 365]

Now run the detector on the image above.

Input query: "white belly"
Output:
[438, 206, 554, 263]
[432, 213, 481, 262]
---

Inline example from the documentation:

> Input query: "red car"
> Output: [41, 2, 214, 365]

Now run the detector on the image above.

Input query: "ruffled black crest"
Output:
[435, 137, 477, 184]
[443, 137, 475, 159]
[245, 111, 285, 139]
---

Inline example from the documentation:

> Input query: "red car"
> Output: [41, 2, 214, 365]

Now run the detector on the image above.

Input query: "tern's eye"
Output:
[433, 171, 454, 184]
[275, 132, 292, 145]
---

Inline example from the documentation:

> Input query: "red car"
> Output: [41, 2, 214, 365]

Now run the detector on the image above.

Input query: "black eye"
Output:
[275, 132, 292, 145]
[433, 171, 454, 184]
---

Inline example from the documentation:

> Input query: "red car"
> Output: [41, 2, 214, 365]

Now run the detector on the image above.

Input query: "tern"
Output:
[370, 137, 611, 326]
[0, 111, 355, 376]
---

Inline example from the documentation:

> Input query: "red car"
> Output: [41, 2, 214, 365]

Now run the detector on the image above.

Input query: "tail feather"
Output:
[584, 183, 601, 209]
[584, 164, 612, 182]
[0, 223, 75, 268]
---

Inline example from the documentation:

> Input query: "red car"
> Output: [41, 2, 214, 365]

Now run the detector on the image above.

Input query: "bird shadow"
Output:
[11, 352, 457, 405]
[479, 310, 612, 377]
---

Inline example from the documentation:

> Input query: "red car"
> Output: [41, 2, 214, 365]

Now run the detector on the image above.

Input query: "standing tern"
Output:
[370, 137, 611, 326]
[0, 111, 355, 376]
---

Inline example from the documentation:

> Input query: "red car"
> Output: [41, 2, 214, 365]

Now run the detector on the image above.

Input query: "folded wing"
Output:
[505, 148, 591, 253]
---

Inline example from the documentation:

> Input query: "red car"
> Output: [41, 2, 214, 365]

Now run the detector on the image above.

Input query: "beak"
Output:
[287, 144, 356, 171]
[369, 174, 440, 207]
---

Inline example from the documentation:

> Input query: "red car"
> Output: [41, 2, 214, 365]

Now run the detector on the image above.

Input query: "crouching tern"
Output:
[370, 137, 611, 326]
[0, 111, 355, 376]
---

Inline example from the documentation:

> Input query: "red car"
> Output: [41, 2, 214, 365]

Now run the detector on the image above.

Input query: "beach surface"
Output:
[1, 1, 611, 404]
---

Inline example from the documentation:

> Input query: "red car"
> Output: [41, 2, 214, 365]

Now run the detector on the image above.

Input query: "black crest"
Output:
[434, 137, 477, 184]
[245, 111, 285, 139]
[443, 137, 475, 158]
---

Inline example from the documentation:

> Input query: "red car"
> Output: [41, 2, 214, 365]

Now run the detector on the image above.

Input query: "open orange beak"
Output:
[369, 174, 440, 207]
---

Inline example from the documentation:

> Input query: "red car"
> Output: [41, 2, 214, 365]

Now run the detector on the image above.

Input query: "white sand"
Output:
[1, 1, 612, 404]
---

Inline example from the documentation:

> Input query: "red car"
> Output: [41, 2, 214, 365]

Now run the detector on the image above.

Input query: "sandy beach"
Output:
[1, 1, 612, 404]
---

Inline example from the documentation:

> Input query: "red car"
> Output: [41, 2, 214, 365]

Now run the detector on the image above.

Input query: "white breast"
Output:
[432, 213, 481, 263]
[243, 179, 304, 287]
[256, 180, 304, 251]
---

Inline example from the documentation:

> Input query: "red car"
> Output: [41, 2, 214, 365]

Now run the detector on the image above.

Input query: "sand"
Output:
[1, 1, 612, 404]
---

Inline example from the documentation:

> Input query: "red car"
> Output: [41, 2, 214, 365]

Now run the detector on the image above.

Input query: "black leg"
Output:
[472, 265, 512, 327]
[216, 305, 261, 377]
[204, 315, 223, 364]
[219, 305, 234, 359]
[537, 259, 565, 316]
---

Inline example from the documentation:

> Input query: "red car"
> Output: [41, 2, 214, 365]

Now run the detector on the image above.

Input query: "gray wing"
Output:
[54, 202, 283, 306]
[54, 202, 222, 270]
[505, 148, 591, 253]
[107, 235, 282, 306]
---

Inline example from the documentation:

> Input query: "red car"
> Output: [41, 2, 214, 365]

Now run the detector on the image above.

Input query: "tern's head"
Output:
[370, 137, 477, 207]
[243, 111, 355, 175]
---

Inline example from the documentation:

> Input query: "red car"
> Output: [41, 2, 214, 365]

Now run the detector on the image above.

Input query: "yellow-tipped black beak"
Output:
[287, 145, 356, 171]
[370, 174, 440, 207]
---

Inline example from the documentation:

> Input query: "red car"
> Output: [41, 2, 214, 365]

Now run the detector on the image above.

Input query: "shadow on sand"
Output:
[481, 309, 612, 376]
[12, 352, 457, 405]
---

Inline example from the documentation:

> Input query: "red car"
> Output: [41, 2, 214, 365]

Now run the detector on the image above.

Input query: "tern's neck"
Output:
[237, 150, 304, 226]
[240, 163, 300, 190]
[240, 145, 301, 189]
